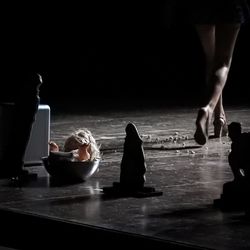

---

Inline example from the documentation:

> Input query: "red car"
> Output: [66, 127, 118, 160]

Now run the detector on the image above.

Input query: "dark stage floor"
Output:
[1, 105, 250, 250]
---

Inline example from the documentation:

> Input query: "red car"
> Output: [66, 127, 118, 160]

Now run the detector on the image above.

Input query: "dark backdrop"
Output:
[15, 1, 249, 111]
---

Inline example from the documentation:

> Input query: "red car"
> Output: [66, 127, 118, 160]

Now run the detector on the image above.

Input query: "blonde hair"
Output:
[63, 128, 101, 161]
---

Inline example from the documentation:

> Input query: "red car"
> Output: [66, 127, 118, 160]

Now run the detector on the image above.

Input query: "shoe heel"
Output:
[213, 118, 228, 138]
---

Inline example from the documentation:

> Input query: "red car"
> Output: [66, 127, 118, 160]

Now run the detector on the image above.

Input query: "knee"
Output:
[213, 58, 231, 77]
[211, 64, 230, 85]
[27, 72, 43, 90]
[22, 73, 43, 98]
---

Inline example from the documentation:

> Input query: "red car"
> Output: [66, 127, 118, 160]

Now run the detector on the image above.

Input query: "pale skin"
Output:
[194, 23, 241, 145]
[49, 141, 59, 152]
[49, 141, 90, 161]
[77, 144, 91, 161]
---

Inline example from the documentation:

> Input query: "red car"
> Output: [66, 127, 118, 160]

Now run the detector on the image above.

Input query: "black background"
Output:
[4, 1, 249, 111]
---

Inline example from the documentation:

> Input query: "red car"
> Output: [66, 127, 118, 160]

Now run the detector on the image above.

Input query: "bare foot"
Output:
[194, 107, 212, 145]
[49, 141, 59, 152]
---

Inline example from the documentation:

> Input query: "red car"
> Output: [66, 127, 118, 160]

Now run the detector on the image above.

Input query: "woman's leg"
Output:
[207, 23, 240, 113]
[194, 23, 241, 145]
[195, 25, 226, 137]
[194, 25, 215, 145]
[195, 25, 215, 86]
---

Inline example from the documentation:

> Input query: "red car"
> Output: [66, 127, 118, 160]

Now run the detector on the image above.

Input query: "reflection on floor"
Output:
[0, 105, 250, 250]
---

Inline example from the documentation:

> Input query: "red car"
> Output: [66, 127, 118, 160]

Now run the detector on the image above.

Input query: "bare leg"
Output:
[195, 25, 227, 137]
[207, 23, 240, 111]
[194, 23, 241, 145]
[195, 25, 215, 85]
[194, 25, 215, 145]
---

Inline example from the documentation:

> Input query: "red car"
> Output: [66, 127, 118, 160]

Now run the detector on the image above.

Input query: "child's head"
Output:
[63, 128, 100, 161]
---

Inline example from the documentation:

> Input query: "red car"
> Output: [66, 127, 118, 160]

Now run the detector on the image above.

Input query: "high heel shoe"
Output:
[194, 107, 212, 145]
[213, 117, 228, 138]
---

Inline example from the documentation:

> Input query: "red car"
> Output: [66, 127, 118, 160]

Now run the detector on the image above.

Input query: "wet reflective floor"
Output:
[0, 105, 250, 249]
